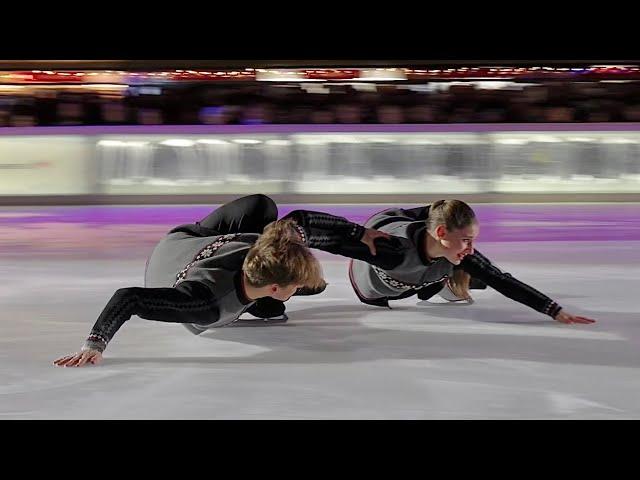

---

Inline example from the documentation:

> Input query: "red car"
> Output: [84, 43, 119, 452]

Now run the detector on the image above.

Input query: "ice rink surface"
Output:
[1, 205, 639, 419]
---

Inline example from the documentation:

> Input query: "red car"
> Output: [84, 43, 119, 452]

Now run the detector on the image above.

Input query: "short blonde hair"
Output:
[243, 218, 326, 290]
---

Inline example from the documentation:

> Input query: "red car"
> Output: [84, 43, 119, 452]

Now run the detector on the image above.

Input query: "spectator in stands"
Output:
[376, 103, 405, 124]
[334, 103, 363, 124]
[240, 102, 274, 125]
[101, 100, 129, 125]
[3, 77, 640, 126]
[9, 99, 37, 126]
[622, 104, 640, 121]
[199, 105, 232, 124]
[405, 103, 437, 123]
[0, 107, 9, 127]
[309, 108, 335, 124]
[55, 94, 86, 125]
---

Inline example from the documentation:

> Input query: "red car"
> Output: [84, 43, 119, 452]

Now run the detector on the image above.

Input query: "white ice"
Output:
[1, 241, 639, 419]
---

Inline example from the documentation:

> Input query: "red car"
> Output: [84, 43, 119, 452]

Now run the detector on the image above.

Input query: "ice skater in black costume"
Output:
[346, 199, 596, 325]
[53, 194, 390, 367]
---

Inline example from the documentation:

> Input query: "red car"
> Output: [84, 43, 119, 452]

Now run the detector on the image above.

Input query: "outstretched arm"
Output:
[461, 250, 596, 324]
[282, 209, 406, 270]
[53, 281, 219, 367]
[282, 209, 366, 248]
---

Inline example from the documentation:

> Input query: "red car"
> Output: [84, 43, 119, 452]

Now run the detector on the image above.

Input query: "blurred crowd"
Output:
[3, 80, 640, 127]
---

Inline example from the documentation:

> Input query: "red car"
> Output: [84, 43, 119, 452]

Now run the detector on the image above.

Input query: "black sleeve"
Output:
[282, 209, 366, 247]
[83, 281, 219, 353]
[460, 250, 562, 318]
[282, 209, 405, 270]
[397, 206, 430, 222]
[364, 206, 429, 228]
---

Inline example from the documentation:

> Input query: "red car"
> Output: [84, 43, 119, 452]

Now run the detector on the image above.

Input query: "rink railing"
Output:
[2, 123, 640, 204]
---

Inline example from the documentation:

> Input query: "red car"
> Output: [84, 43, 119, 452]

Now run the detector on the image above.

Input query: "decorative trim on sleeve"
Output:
[82, 333, 108, 353]
[544, 301, 562, 318]
[349, 224, 365, 240]
[292, 224, 308, 245]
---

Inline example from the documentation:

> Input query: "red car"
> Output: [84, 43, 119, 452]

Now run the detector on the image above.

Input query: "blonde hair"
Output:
[427, 199, 477, 233]
[243, 218, 326, 290]
[448, 269, 471, 300]
[428, 200, 477, 300]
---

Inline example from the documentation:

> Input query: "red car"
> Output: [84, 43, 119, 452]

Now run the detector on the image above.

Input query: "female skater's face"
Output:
[438, 222, 479, 265]
[270, 283, 303, 301]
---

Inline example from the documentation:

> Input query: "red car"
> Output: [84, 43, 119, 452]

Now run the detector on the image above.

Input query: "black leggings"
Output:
[199, 193, 278, 234]
[171, 193, 278, 237]
[173, 194, 293, 318]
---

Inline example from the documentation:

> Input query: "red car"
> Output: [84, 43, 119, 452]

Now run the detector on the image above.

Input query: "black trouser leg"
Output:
[170, 194, 278, 236]
[198, 194, 278, 234]
[200, 194, 283, 318]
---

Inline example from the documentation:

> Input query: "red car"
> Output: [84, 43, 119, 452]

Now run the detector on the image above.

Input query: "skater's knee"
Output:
[248, 193, 274, 207]
[243, 194, 277, 221]
[256, 194, 277, 217]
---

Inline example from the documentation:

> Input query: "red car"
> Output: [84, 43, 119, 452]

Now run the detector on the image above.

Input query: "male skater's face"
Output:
[270, 283, 303, 302]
